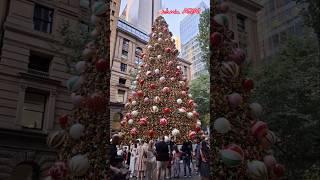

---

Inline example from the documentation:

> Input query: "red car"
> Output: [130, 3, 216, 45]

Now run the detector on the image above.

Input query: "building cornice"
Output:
[231, 0, 263, 13]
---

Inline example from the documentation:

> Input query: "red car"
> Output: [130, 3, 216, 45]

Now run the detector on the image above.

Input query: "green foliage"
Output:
[190, 73, 210, 127]
[249, 36, 320, 179]
[197, 8, 210, 69]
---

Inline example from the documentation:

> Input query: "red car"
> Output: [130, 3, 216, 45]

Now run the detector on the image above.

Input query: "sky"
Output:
[119, 0, 210, 38]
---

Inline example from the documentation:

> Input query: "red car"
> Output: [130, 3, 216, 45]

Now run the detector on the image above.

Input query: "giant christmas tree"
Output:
[210, 1, 285, 179]
[45, 1, 111, 179]
[120, 16, 202, 143]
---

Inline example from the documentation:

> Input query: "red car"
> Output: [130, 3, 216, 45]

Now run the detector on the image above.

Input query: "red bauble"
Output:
[95, 59, 107, 72]
[224, 144, 244, 158]
[149, 84, 157, 89]
[139, 79, 145, 85]
[139, 118, 148, 126]
[128, 96, 132, 102]
[87, 93, 106, 112]
[176, 71, 181, 76]
[251, 121, 268, 139]
[48, 161, 67, 179]
[163, 108, 171, 114]
[273, 164, 285, 177]
[130, 128, 138, 136]
[243, 79, 254, 91]
[195, 126, 201, 132]
[148, 129, 155, 137]
[160, 118, 168, 126]
[137, 90, 144, 97]
[165, 48, 171, 53]
[188, 100, 194, 106]
[211, 32, 223, 47]
[228, 48, 246, 65]
[58, 115, 68, 128]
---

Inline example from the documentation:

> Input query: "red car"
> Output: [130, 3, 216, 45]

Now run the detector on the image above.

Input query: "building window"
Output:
[33, 4, 54, 33]
[237, 14, 246, 33]
[119, 78, 126, 85]
[21, 90, 47, 129]
[120, 63, 127, 72]
[28, 51, 52, 76]
[121, 38, 129, 59]
[117, 90, 126, 103]
[135, 47, 143, 65]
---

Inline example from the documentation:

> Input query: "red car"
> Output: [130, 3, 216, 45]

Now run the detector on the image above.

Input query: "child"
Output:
[172, 146, 182, 178]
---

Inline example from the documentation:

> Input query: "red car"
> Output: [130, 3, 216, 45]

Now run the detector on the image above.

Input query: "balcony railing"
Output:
[28, 69, 49, 78]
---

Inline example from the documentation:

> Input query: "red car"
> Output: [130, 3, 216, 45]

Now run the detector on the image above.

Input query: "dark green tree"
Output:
[198, 8, 210, 69]
[249, 36, 320, 179]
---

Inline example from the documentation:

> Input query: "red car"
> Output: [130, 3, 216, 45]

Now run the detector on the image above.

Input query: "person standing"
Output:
[194, 136, 201, 174]
[129, 142, 138, 178]
[199, 140, 210, 180]
[181, 140, 192, 178]
[172, 146, 182, 178]
[145, 140, 157, 180]
[155, 136, 170, 180]
[136, 140, 147, 180]
[110, 134, 128, 179]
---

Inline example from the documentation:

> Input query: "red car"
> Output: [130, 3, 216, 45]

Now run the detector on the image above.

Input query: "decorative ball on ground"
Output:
[187, 112, 193, 119]
[92, 1, 107, 16]
[263, 155, 277, 170]
[251, 121, 268, 139]
[243, 79, 254, 91]
[172, 128, 180, 136]
[220, 144, 244, 167]
[95, 58, 107, 72]
[211, 32, 223, 47]
[47, 130, 67, 149]
[220, 61, 240, 80]
[163, 108, 171, 114]
[131, 110, 139, 117]
[139, 118, 148, 126]
[128, 119, 134, 125]
[177, 99, 183, 104]
[160, 118, 168, 126]
[250, 103, 263, 118]
[58, 115, 69, 128]
[131, 101, 137, 106]
[154, 96, 161, 103]
[273, 163, 285, 177]
[152, 106, 159, 113]
[162, 87, 170, 93]
[71, 93, 84, 107]
[146, 71, 152, 77]
[247, 160, 268, 180]
[154, 69, 160, 74]
[228, 93, 243, 108]
[48, 161, 68, 180]
[137, 90, 144, 97]
[160, 76, 166, 83]
[75, 61, 86, 74]
[130, 128, 138, 136]
[67, 76, 83, 92]
[229, 48, 246, 65]
[214, 117, 231, 134]
[69, 123, 84, 140]
[214, 14, 229, 27]
[69, 154, 89, 176]
[189, 131, 196, 140]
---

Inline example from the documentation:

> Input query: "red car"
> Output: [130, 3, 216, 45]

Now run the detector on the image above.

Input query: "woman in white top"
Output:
[145, 140, 157, 180]
[129, 142, 138, 178]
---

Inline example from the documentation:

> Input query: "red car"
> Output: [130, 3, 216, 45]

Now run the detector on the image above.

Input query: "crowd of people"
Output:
[110, 134, 210, 180]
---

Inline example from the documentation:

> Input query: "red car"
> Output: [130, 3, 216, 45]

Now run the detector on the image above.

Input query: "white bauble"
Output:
[172, 128, 180, 136]
[69, 154, 89, 176]
[75, 61, 86, 74]
[155, 69, 160, 74]
[160, 76, 166, 82]
[152, 106, 159, 112]
[179, 81, 185, 86]
[157, 55, 162, 59]
[131, 110, 139, 117]
[147, 45, 153, 50]
[152, 33, 157, 38]
[188, 94, 193, 98]
[132, 81, 137, 85]
[187, 112, 193, 118]
[132, 101, 137, 106]
[247, 160, 268, 180]
[128, 119, 134, 125]
[170, 77, 176, 81]
[69, 123, 84, 140]
[177, 99, 183, 104]
[196, 120, 202, 126]
[158, 38, 163, 42]
[250, 103, 263, 118]
[214, 117, 231, 134]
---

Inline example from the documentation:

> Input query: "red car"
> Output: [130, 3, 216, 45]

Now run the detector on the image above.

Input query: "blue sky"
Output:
[119, 0, 210, 38]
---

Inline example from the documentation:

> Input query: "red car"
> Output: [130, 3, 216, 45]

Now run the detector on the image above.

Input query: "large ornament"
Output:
[146, 71, 152, 77]
[177, 99, 183, 104]
[67, 76, 83, 92]
[247, 160, 268, 180]
[172, 128, 180, 136]
[92, 1, 107, 16]
[154, 96, 161, 103]
[69, 154, 90, 176]
[181, 91, 187, 96]
[160, 76, 166, 83]
[163, 107, 171, 114]
[261, 130, 277, 150]
[152, 106, 159, 113]
[250, 103, 263, 118]
[273, 163, 285, 177]
[131, 110, 139, 117]
[47, 130, 67, 149]
[75, 61, 86, 74]
[263, 155, 277, 170]
[220, 61, 240, 80]
[144, 97, 150, 103]
[189, 131, 196, 140]
[71, 93, 84, 107]
[228, 93, 243, 108]
[149, 83, 157, 90]
[95, 59, 107, 72]
[187, 112, 193, 119]
[165, 48, 171, 53]
[229, 48, 246, 65]
[157, 55, 162, 59]
[220, 144, 244, 167]
[211, 32, 223, 47]
[251, 121, 268, 139]
[154, 69, 160, 74]
[162, 87, 170, 93]
[48, 161, 68, 180]
[139, 118, 148, 126]
[128, 119, 134, 125]
[58, 115, 69, 128]
[69, 123, 84, 140]
[131, 101, 137, 106]
[243, 79, 254, 91]
[130, 128, 138, 136]
[214, 14, 229, 27]
[214, 117, 231, 133]
[160, 118, 168, 126]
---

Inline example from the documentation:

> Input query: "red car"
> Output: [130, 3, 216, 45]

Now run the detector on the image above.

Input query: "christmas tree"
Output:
[45, 1, 110, 179]
[120, 16, 202, 144]
[210, 1, 285, 179]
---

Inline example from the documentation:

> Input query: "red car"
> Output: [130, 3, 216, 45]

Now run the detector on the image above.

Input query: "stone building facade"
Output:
[110, 18, 192, 134]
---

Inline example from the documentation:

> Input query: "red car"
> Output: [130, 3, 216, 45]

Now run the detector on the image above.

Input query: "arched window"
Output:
[111, 112, 123, 131]
[10, 161, 40, 180]
[135, 47, 143, 65]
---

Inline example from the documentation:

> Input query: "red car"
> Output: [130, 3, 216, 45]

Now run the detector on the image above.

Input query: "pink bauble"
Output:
[137, 90, 144, 97]
[193, 111, 200, 118]
[48, 161, 68, 179]
[189, 131, 196, 140]
[167, 61, 173, 66]
[71, 93, 84, 107]
[130, 128, 138, 136]
[132, 91, 137, 97]
[181, 91, 187, 96]
[182, 76, 187, 81]
[227, 93, 243, 108]
[160, 76, 166, 82]
[251, 121, 268, 139]
[160, 118, 168, 126]
[263, 155, 277, 170]
[154, 96, 161, 103]
[162, 87, 170, 93]
[188, 100, 194, 106]
[139, 118, 148, 126]
[144, 97, 149, 103]
[170, 77, 176, 81]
